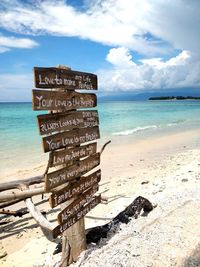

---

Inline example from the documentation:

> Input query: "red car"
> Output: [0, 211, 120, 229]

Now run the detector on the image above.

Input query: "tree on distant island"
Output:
[148, 96, 200, 100]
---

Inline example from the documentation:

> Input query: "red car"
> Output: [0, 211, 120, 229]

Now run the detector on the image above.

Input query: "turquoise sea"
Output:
[1, 100, 200, 177]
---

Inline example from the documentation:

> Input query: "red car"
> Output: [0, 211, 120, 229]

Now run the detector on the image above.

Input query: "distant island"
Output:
[149, 96, 200, 100]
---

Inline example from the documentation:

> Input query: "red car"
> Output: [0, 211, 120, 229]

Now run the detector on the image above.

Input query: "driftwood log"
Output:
[0, 141, 111, 204]
[0, 141, 111, 243]
[54, 196, 154, 254]
[0, 208, 28, 217]
[0, 187, 45, 202]
[86, 196, 153, 243]
[0, 175, 44, 192]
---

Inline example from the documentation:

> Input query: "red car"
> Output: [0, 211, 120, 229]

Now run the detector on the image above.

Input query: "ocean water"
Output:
[1, 100, 200, 177]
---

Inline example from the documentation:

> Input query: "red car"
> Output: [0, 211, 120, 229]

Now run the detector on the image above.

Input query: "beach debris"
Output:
[183, 244, 200, 267]
[16, 232, 23, 239]
[0, 175, 44, 193]
[86, 196, 153, 244]
[141, 181, 149, 185]
[0, 219, 11, 226]
[0, 199, 26, 209]
[0, 208, 28, 217]
[53, 196, 153, 254]
[100, 140, 111, 155]
[182, 178, 188, 182]
[0, 251, 7, 259]
[53, 242, 62, 255]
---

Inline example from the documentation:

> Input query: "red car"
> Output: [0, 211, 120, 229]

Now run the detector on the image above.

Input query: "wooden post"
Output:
[56, 66, 86, 266]
[61, 209, 86, 266]
[60, 167, 86, 266]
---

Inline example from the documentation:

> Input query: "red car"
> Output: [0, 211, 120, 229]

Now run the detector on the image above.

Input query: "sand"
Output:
[0, 129, 200, 267]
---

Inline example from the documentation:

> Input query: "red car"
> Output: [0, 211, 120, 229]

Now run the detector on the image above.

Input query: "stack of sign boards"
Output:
[32, 67, 101, 238]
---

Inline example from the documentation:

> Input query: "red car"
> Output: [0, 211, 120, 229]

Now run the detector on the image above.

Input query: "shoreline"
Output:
[1, 98, 200, 180]
[1, 126, 200, 182]
[0, 128, 200, 266]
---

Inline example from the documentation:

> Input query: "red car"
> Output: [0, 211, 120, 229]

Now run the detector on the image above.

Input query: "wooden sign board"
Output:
[57, 184, 99, 224]
[45, 153, 100, 192]
[37, 110, 99, 136]
[50, 142, 97, 167]
[34, 67, 97, 90]
[42, 126, 100, 153]
[49, 169, 101, 208]
[32, 90, 97, 111]
[52, 195, 101, 238]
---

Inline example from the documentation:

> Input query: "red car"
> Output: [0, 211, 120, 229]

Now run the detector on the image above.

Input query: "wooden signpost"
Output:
[32, 66, 101, 266]
[52, 195, 101, 239]
[34, 67, 97, 90]
[37, 110, 99, 135]
[49, 169, 101, 208]
[42, 126, 100, 152]
[49, 142, 97, 167]
[57, 184, 99, 224]
[32, 90, 97, 111]
[45, 153, 100, 192]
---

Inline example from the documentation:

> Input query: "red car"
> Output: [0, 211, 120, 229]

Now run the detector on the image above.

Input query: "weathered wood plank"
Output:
[49, 169, 101, 208]
[34, 67, 97, 90]
[32, 90, 97, 111]
[57, 184, 99, 224]
[52, 195, 101, 238]
[45, 153, 100, 192]
[50, 142, 97, 167]
[42, 126, 100, 153]
[37, 110, 99, 135]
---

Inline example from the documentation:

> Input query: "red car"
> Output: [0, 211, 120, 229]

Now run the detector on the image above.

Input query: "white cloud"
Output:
[0, 0, 199, 93]
[98, 47, 200, 91]
[0, 0, 199, 55]
[140, 51, 191, 69]
[0, 34, 38, 53]
[106, 47, 136, 68]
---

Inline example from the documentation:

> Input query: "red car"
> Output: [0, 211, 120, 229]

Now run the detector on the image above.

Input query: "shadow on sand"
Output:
[182, 244, 200, 267]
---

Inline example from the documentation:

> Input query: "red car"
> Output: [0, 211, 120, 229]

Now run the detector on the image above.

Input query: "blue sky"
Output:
[0, 0, 200, 101]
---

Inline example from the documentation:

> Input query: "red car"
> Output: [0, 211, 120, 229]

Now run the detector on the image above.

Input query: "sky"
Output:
[0, 0, 200, 101]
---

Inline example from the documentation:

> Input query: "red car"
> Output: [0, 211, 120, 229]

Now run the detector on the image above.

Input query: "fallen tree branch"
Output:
[0, 198, 25, 209]
[0, 187, 45, 202]
[44, 151, 54, 174]
[0, 175, 44, 192]
[0, 208, 28, 217]
[25, 198, 56, 241]
[100, 140, 111, 155]
[25, 198, 54, 231]
[0, 141, 110, 204]
[0, 220, 11, 226]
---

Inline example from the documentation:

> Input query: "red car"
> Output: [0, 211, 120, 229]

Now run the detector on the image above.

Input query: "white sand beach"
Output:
[1, 1, 200, 266]
[0, 129, 200, 267]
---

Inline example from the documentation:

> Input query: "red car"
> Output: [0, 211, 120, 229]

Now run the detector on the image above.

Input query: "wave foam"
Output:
[167, 119, 185, 127]
[112, 125, 158, 136]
